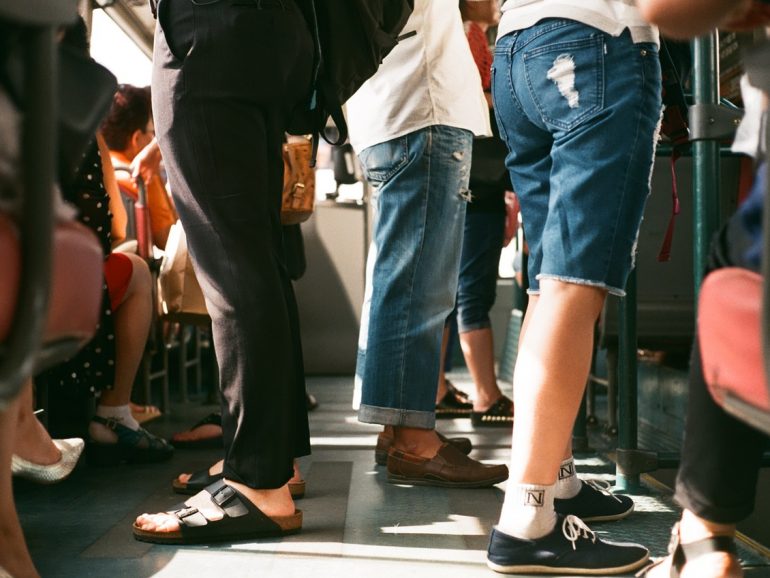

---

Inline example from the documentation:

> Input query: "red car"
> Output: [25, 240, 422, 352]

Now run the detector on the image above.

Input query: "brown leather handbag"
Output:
[281, 139, 316, 225]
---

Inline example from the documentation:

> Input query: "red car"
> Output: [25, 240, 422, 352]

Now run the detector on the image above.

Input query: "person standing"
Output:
[347, 0, 509, 488]
[133, 0, 313, 543]
[485, 0, 662, 573]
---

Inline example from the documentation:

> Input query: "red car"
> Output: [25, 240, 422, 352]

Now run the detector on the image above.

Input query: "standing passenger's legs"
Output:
[134, 0, 312, 536]
[487, 19, 660, 573]
[356, 125, 508, 485]
[357, 126, 472, 449]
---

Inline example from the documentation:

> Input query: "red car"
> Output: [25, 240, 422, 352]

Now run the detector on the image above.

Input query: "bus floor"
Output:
[13, 374, 770, 578]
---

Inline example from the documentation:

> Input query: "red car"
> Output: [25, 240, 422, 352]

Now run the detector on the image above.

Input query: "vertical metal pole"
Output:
[616, 269, 639, 491]
[692, 33, 721, 293]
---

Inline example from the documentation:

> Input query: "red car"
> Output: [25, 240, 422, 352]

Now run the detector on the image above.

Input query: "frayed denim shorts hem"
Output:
[533, 274, 626, 297]
[492, 20, 662, 297]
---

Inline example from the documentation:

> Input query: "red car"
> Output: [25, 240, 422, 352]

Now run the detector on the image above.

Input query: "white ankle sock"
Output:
[555, 457, 582, 499]
[497, 483, 557, 540]
[89, 405, 140, 443]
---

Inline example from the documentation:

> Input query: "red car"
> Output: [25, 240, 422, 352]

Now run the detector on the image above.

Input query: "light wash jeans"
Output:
[355, 125, 473, 429]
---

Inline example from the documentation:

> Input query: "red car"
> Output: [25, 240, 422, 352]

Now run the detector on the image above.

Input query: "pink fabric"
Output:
[699, 267, 769, 411]
[0, 214, 103, 347]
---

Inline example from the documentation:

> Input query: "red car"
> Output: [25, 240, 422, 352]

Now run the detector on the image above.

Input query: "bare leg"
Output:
[508, 280, 605, 485]
[0, 385, 40, 578]
[459, 327, 504, 412]
[99, 253, 152, 409]
[13, 379, 59, 465]
[435, 325, 451, 403]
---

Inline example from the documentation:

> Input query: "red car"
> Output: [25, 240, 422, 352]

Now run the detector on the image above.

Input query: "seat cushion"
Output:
[0, 212, 103, 350]
[699, 267, 769, 412]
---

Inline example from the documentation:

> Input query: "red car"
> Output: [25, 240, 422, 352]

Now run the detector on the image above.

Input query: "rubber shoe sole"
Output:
[486, 516, 649, 575]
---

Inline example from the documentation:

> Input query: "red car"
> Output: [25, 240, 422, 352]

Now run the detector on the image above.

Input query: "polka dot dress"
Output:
[36, 139, 117, 396]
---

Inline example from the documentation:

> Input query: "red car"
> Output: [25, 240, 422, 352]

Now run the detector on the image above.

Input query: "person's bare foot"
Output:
[134, 481, 295, 534]
[644, 511, 743, 578]
[14, 405, 60, 466]
[172, 424, 221, 444]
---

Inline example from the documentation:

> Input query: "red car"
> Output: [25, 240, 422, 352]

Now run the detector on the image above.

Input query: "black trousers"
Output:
[675, 212, 768, 523]
[153, 0, 313, 488]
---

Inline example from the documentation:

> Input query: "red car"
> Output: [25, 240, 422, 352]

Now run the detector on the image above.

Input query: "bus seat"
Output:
[0, 213, 103, 371]
[699, 267, 769, 435]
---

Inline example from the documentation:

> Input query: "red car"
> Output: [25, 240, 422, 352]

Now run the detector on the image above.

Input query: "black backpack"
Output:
[289, 0, 415, 161]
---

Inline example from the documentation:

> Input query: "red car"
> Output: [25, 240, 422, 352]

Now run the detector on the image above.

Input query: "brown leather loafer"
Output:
[387, 442, 508, 488]
[374, 431, 472, 466]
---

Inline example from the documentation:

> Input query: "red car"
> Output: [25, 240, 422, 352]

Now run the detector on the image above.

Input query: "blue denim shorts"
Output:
[492, 19, 662, 296]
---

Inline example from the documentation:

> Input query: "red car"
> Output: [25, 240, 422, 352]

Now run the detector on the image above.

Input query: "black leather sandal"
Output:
[435, 381, 473, 418]
[470, 395, 514, 427]
[133, 479, 302, 544]
[637, 523, 739, 577]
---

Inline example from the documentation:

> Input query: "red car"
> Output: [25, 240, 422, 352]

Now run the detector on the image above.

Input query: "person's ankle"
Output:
[13, 417, 60, 465]
[224, 479, 295, 517]
[473, 391, 503, 412]
[435, 379, 448, 403]
[392, 427, 441, 458]
[679, 510, 736, 543]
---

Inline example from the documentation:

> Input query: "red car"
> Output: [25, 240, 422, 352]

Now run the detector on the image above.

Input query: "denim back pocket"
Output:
[523, 33, 605, 132]
[358, 136, 409, 185]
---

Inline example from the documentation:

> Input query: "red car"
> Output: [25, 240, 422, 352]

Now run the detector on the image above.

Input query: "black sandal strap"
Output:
[679, 536, 737, 560]
[186, 468, 222, 489]
[667, 523, 738, 578]
[172, 480, 281, 537]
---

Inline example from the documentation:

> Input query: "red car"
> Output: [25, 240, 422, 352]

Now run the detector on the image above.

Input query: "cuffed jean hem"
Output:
[674, 486, 755, 525]
[358, 404, 436, 429]
[458, 319, 492, 334]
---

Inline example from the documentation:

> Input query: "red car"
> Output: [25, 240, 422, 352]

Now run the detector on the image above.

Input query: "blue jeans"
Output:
[456, 210, 506, 333]
[356, 125, 473, 428]
[492, 20, 662, 296]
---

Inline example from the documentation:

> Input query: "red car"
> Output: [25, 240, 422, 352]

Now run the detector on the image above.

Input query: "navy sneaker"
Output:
[554, 479, 634, 522]
[487, 515, 649, 575]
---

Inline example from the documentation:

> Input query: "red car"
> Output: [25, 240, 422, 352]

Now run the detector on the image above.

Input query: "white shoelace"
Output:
[585, 479, 623, 503]
[562, 515, 597, 550]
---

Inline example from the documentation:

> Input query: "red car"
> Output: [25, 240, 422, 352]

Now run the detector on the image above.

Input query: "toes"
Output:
[135, 513, 180, 533]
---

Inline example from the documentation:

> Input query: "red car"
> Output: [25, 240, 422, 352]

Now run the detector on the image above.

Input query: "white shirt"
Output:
[345, 0, 491, 154]
[498, 0, 659, 46]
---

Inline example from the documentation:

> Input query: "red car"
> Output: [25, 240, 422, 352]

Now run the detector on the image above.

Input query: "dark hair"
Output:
[100, 84, 152, 151]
